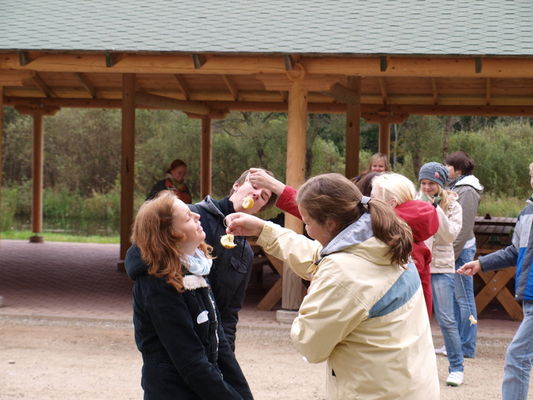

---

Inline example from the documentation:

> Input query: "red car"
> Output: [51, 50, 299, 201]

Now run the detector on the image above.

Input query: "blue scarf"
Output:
[185, 248, 212, 276]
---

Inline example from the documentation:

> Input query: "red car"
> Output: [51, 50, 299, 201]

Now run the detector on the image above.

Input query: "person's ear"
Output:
[232, 182, 241, 193]
[325, 218, 338, 234]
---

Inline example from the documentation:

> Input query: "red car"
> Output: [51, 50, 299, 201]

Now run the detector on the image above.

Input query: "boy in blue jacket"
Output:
[458, 162, 533, 400]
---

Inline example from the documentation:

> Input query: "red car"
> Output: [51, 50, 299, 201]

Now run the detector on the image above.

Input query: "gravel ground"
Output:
[0, 315, 520, 400]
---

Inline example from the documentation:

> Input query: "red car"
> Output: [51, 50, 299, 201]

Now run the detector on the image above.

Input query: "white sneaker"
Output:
[435, 345, 447, 356]
[446, 371, 464, 387]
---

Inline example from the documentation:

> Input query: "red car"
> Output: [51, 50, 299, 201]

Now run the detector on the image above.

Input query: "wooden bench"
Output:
[473, 215, 522, 320]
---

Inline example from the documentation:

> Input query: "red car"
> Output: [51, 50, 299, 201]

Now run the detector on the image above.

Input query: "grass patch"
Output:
[0, 230, 119, 244]
[478, 194, 527, 218]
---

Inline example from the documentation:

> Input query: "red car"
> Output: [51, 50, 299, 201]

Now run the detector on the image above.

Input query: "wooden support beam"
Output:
[222, 75, 238, 101]
[328, 82, 361, 105]
[135, 92, 210, 115]
[173, 74, 190, 100]
[345, 77, 361, 179]
[31, 72, 56, 98]
[30, 112, 44, 242]
[119, 73, 136, 262]
[7, 97, 533, 117]
[200, 117, 212, 198]
[192, 54, 207, 69]
[282, 79, 307, 311]
[378, 77, 388, 105]
[4, 53, 533, 78]
[379, 120, 391, 156]
[486, 78, 492, 105]
[75, 73, 97, 98]
[431, 78, 439, 105]
[0, 87, 3, 189]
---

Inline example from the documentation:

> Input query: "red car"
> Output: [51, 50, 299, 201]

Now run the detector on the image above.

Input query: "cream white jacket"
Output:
[257, 215, 439, 400]
[424, 195, 463, 274]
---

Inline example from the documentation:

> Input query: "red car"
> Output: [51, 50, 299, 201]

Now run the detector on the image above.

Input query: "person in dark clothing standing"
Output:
[124, 191, 253, 400]
[190, 168, 277, 351]
[147, 158, 192, 203]
[445, 151, 483, 359]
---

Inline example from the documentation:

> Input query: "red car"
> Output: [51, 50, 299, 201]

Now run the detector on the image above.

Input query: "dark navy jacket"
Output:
[125, 245, 253, 400]
[189, 196, 254, 351]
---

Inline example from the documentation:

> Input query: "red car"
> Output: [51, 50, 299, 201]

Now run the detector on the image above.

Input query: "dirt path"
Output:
[0, 316, 514, 400]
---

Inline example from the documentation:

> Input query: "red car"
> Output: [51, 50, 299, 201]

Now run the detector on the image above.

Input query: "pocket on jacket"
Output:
[230, 256, 248, 274]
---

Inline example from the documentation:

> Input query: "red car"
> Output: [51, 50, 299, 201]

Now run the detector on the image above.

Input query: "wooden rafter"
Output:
[378, 77, 388, 105]
[222, 75, 238, 101]
[431, 78, 439, 105]
[75, 73, 96, 98]
[173, 74, 190, 100]
[31, 72, 56, 98]
[192, 54, 206, 69]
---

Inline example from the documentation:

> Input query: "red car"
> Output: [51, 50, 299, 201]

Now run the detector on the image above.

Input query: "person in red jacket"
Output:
[248, 169, 439, 317]
[370, 173, 439, 317]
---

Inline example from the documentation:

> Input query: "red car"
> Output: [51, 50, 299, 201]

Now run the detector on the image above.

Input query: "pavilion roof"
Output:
[2, 0, 533, 56]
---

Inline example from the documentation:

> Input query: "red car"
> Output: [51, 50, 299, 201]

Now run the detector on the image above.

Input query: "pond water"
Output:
[11, 216, 119, 236]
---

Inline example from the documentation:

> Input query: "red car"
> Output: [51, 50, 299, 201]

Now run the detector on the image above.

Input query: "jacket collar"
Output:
[449, 175, 484, 191]
[320, 213, 373, 258]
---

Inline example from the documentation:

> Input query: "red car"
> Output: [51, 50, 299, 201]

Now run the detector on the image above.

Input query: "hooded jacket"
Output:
[124, 245, 253, 400]
[448, 175, 483, 257]
[394, 200, 439, 316]
[479, 204, 533, 301]
[257, 215, 439, 400]
[189, 195, 254, 350]
[276, 187, 439, 316]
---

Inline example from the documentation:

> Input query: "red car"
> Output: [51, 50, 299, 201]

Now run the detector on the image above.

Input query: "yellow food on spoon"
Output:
[242, 196, 254, 209]
[220, 234, 237, 249]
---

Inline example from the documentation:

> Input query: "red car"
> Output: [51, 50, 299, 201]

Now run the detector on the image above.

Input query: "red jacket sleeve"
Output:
[275, 185, 302, 219]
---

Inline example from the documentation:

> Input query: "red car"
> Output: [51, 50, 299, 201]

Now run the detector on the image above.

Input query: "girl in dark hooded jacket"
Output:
[124, 191, 253, 400]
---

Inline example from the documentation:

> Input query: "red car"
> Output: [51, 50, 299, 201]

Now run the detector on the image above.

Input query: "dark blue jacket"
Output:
[480, 204, 533, 301]
[125, 245, 253, 400]
[189, 196, 254, 351]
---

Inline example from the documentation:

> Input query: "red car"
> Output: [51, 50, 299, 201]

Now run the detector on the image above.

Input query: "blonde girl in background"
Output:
[418, 162, 464, 387]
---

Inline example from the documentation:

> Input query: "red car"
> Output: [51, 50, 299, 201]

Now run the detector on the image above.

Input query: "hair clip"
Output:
[360, 196, 371, 205]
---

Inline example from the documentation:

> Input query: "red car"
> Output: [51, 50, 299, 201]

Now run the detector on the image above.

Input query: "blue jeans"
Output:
[432, 273, 464, 372]
[454, 245, 478, 358]
[502, 301, 533, 400]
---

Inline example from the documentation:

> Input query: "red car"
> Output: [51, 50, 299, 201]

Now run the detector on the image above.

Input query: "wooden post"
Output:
[280, 78, 307, 314]
[200, 117, 212, 198]
[29, 112, 44, 243]
[379, 120, 391, 156]
[345, 77, 361, 179]
[0, 86, 3, 190]
[119, 74, 136, 265]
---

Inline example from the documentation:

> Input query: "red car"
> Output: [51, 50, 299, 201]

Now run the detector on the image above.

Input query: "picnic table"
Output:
[473, 215, 522, 321]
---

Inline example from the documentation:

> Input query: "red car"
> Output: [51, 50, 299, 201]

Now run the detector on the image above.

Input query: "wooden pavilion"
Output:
[1, 0, 533, 311]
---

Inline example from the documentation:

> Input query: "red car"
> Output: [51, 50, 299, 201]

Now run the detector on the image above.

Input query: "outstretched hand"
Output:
[457, 260, 481, 276]
[225, 212, 266, 237]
